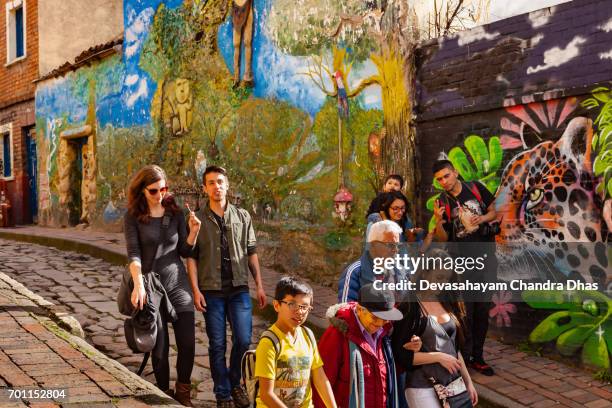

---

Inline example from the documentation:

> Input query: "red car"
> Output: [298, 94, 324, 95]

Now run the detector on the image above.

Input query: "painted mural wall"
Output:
[416, 0, 612, 370]
[34, 0, 405, 231]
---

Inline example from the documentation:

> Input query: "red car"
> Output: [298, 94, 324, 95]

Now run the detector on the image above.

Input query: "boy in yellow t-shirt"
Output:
[255, 277, 337, 408]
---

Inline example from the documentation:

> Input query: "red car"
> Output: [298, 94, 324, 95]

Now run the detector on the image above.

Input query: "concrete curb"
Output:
[1, 229, 521, 408]
[0, 229, 127, 266]
[39, 317, 183, 407]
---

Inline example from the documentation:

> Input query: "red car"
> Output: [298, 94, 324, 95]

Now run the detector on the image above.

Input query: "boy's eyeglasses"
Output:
[145, 186, 169, 195]
[279, 300, 313, 313]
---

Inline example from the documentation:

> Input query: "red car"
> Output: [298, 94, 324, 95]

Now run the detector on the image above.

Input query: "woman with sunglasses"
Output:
[125, 165, 200, 406]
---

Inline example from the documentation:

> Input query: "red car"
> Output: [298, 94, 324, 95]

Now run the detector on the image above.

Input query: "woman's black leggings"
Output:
[152, 311, 195, 390]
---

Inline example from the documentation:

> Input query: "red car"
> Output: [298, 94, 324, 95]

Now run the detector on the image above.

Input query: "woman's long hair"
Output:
[127, 165, 180, 223]
[414, 248, 467, 350]
[380, 190, 410, 227]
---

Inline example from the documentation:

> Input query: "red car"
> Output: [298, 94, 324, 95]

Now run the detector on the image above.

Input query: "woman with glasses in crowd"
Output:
[379, 191, 424, 242]
[124, 165, 201, 406]
[365, 191, 425, 254]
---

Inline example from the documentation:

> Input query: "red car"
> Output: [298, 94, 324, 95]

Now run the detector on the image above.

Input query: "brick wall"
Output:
[0, 0, 38, 225]
[413, 0, 612, 334]
[0, 0, 38, 108]
[415, 0, 612, 221]
[415, 0, 611, 123]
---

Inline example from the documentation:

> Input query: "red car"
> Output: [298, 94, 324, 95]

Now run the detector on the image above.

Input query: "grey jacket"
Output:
[190, 202, 256, 291]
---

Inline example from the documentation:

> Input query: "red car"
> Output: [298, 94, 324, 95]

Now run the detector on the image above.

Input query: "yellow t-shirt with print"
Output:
[254, 324, 323, 408]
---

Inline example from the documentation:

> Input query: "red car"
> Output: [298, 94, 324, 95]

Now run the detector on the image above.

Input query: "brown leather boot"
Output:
[174, 381, 194, 407]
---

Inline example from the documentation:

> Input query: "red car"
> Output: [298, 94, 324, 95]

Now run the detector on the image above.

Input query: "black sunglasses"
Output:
[145, 186, 169, 195]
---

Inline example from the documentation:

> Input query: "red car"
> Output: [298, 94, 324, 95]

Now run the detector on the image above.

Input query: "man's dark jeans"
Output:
[204, 291, 252, 401]
[462, 299, 491, 362]
[461, 249, 497, 362]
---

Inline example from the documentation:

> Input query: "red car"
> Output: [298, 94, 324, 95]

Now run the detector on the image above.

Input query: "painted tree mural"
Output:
[139, 0, 240, 175]
[302, 47, 379, 197]
[267, 0, 419, 207]
[221, 99, 320, 210]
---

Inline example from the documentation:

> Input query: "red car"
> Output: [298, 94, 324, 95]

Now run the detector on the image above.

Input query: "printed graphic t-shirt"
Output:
[255, 324, 323, 408]
[442, 181, 495, 242]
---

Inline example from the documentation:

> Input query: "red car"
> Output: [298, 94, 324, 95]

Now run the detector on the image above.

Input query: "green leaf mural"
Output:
[556, 325, 594, 356]
[427, 135, 503, 231]
[523, 290, 612, 369]
[529, 311, 596, 343]
[604, 320, 612, 357]
[582, 329, 610, 370]
[582, 86, 612, 200]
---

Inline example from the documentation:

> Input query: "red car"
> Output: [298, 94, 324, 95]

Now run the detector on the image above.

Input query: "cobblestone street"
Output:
[0, 238, 270, 407]
[1, 228, 611, 408]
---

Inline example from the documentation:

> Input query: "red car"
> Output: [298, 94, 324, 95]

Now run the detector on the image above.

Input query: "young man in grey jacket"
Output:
[187, 165, 267, 408]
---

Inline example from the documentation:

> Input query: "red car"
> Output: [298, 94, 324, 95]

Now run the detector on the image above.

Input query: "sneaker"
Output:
[231, 385, 250, 408]
[217, 399, 234, 408]
[470, 359, 495, 376]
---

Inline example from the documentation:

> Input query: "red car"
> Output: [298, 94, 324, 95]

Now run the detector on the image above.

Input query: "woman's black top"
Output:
[124, 211, 194, 313]
[391, 301, 461, 388]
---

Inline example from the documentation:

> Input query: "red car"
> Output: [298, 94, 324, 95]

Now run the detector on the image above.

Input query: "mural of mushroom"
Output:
[333, 186, 353, 221]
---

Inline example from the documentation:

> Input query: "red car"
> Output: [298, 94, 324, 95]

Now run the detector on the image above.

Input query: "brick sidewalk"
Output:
[0, 225, 611, 408]
[0, 271, 181, 407]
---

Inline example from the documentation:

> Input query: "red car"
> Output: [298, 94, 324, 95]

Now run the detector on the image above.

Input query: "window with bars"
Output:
[0, 133, 12, 178]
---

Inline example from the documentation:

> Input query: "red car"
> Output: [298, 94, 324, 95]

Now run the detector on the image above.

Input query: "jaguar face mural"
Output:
[495, 117, 609, 290]
[428, 90, 612, 294]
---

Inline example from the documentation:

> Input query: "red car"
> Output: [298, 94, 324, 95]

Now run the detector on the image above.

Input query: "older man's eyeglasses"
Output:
[371, 241, 402, 250]
[279, 300, 314, 313]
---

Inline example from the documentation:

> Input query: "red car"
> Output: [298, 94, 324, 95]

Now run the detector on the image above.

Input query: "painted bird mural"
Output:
[334, 71, 349, 119]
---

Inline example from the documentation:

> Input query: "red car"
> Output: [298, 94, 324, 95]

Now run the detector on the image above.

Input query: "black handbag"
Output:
[117, 214, 171, 316]
[124, 301, 158, 354]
